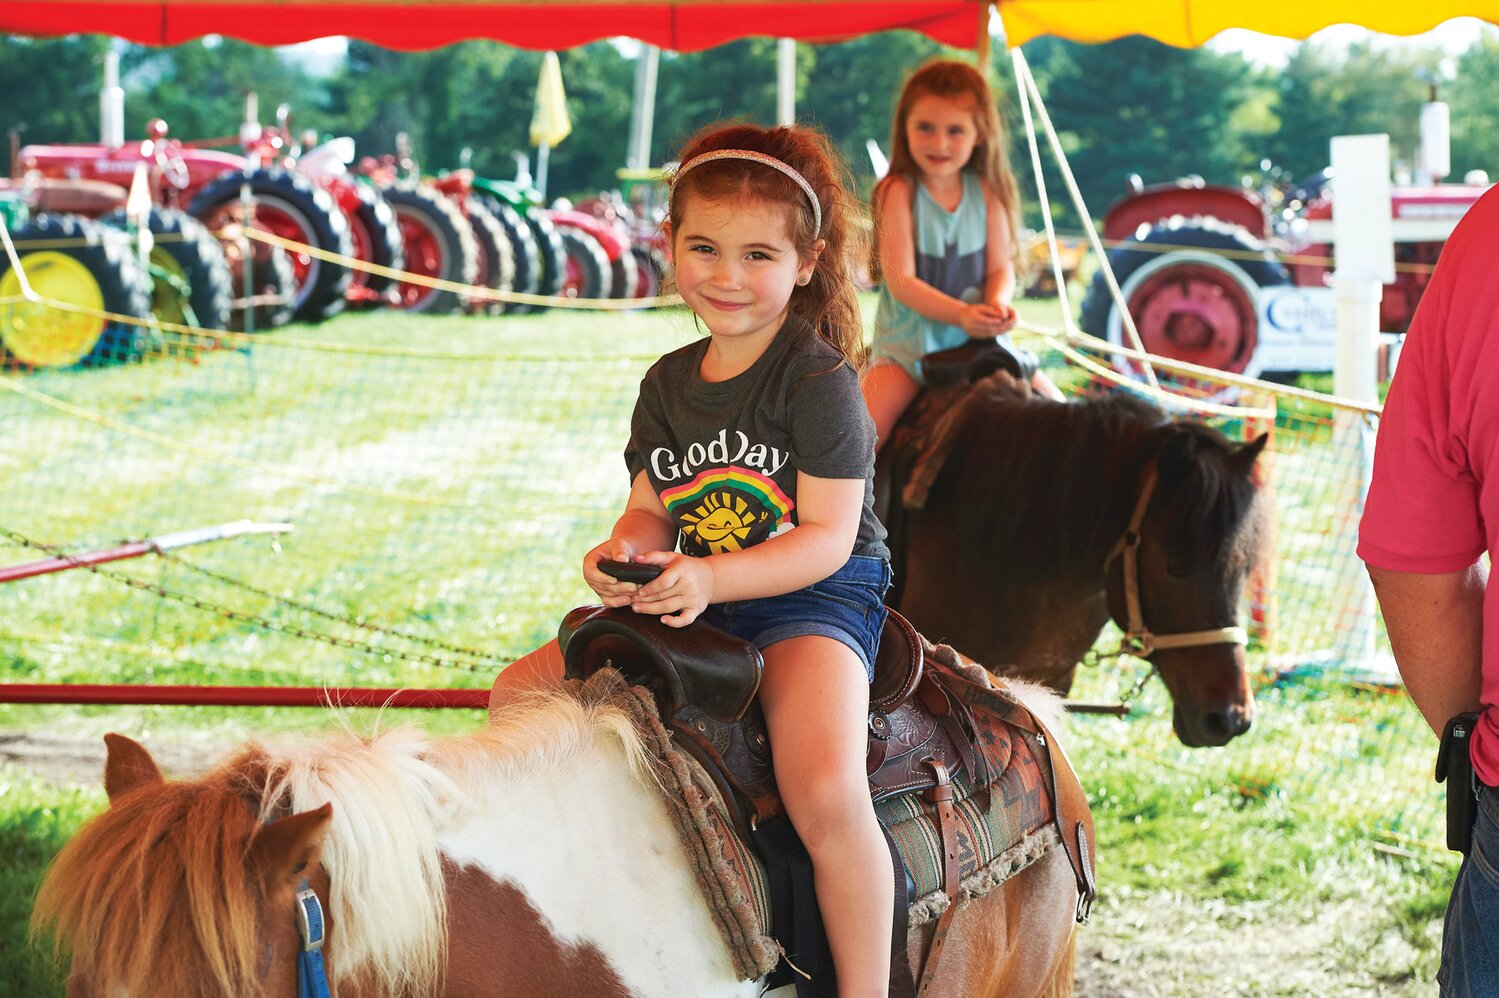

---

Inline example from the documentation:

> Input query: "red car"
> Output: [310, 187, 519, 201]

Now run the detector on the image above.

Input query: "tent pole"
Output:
[777, 38, 796, 126]
[975, 2, 992, 66]
[627, 44, 659, 171]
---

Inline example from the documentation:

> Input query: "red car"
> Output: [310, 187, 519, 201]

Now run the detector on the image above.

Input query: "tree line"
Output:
[4, 29, 1497, 228]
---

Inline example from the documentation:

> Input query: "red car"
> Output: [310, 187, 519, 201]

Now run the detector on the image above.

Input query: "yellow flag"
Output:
[530, 51, 572, 148]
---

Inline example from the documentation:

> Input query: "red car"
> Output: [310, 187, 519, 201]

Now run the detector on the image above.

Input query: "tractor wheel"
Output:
[217, 231, 296, 333]
[345, 181, 405, 300]
[380, 184, 478, 315]
[1079, 217, 1288, 380]
[630, 245, 664, 300]
[189, 167, 353, 324]
[522, 208, 567, 314]
[464, 199, 516, 316]
[474, 195, 540, 314]
[607, 239, 640, 301]
[557, 228, 611, 301]
[107, 206, 233, 333]
[0, 213, 154, 368]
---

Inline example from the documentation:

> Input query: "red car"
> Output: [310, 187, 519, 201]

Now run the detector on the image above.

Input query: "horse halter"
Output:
[293, 879, 331, 998]
[1104, 459, 1248, 659]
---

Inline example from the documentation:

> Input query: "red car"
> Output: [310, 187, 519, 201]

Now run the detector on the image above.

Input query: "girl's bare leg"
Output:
[488, 639, 565, 719]
[1032, 368, 1066, 401]
[862, 362, 921, 453]
[759, 635, 893, 998]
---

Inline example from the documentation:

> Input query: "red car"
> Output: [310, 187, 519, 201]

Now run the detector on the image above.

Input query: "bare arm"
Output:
[582, 471, 678, 604]
[1367, 561, 1486, 736]
[629, 473, 865, 624]
[877, 177, 1008, 337]
[981, 183, 1017, 321]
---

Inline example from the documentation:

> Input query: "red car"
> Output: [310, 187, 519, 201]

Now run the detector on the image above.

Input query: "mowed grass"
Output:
[0, 296, 1455, 995]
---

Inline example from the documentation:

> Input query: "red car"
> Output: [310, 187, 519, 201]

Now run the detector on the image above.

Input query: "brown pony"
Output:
[32, 684, 1083, 997]
[883, 372, 1267, 747]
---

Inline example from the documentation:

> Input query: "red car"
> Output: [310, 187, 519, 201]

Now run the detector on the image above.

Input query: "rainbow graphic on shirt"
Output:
[660, 466, 795, 555]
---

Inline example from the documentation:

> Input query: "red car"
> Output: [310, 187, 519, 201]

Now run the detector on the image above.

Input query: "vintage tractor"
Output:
[1079, 129, 1491, 381]
[0, 178, 155, 367]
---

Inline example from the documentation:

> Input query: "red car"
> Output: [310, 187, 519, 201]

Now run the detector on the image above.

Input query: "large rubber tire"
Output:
[474, 194, 540, 314]
[464, 199, 516, 316]
[0, 213, 154, 367]
[557, 228, 611, 301]
[379, 184, 479, 315]
[607, 238, 639, 300]
[345, 181, 405, 299]
[188, 167, 353, 324]
[630, 244, 664, 300]
[522, 207, 567, 314]
[107, 206, 233, 332]
[1079, 217, 1289, 379]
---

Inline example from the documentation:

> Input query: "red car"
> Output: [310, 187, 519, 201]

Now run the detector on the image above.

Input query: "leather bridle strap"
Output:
[295, 879, 332, 998]
[1106, 461, 1248, 658]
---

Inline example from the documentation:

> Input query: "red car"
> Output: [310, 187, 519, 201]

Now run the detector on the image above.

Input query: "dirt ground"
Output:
[3, 732, 1436, 997]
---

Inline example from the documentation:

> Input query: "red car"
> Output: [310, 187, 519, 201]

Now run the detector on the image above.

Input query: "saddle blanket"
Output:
[565, 664, 1060, 981]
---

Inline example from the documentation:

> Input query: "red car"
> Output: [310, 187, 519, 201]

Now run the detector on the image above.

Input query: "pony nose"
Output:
[1202, 705, 1252, 743]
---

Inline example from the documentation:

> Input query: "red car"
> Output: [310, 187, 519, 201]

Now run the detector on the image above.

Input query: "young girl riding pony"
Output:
[864, 59, 1062, 449]
[493, 123, 895, 997]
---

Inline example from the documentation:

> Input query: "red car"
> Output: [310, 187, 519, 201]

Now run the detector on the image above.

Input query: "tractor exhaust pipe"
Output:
[100, 50, 124, 149]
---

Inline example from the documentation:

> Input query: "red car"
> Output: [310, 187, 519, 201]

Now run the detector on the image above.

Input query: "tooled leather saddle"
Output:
[559, 602, 1095, 996]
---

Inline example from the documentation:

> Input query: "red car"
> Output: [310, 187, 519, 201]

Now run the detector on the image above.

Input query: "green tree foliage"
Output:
[1022, 37, 1268, 223]
[1264, 41, 1440, 183]
[1447, 29, 1499, 182]
[0, 36, 112, 145]
[121, 38, 325, 144]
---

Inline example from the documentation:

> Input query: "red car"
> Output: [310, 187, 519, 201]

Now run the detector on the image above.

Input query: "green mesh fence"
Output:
[0, 299, 1443, 854]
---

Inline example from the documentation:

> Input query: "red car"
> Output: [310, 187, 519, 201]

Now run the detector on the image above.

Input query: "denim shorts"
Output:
[1441, 784, 1499, 996]
[698, 554, 892, 681]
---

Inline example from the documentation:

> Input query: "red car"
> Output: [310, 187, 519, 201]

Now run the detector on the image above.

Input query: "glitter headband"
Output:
[673, 149, 823, 235]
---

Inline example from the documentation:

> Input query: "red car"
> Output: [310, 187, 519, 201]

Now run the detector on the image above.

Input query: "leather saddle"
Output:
[557, 604, 1096, 918]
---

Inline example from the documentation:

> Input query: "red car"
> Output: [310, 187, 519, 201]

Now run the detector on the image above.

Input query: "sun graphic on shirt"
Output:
[679, 488, 772, 554]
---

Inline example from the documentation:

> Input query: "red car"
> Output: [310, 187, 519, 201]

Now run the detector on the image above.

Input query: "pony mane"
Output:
[33, 688, 656, 997]
[940, 381, 1259, 588]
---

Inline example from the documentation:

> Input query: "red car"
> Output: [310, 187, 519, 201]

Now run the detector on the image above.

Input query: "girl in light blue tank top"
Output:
[872, 169, 991, 381]
[864, 61, 1061, 450]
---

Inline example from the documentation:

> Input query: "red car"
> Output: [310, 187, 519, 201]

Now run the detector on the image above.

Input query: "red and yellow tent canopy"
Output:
[0, 0, 991, 52]
[0, 0, 1491, 53]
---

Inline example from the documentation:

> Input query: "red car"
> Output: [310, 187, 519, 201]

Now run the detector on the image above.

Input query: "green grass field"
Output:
[0, 298, 1455, 995]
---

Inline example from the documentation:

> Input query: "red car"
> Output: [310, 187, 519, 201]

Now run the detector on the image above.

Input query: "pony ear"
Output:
[103, 733, 163, 802]
[249, 803, 334, 890]
[1236, 433, 1270, 467]
[1157, 428, 1198, 481]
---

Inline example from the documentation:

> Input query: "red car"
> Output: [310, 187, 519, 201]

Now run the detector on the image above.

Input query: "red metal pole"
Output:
[0, 541, 156, 584]
[0, 683, 490, 709]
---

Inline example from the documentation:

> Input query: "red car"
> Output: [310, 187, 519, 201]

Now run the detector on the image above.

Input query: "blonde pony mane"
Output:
[33, 687, 656, 997]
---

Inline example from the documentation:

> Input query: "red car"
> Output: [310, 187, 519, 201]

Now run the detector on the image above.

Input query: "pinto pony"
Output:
[32, 678, 1082, 997]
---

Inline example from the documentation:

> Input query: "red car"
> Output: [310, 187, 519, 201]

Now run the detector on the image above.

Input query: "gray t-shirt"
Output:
[624, 317, 890, 561]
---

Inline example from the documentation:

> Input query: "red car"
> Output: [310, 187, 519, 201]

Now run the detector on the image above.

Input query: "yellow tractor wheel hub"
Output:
[0, 251, 108, 368]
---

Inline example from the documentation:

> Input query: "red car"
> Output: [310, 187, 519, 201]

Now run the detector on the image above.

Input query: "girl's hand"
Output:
[990, 300, 1018, 335]
[959, 302, 1011, 338]
[627, 551, 714, 627]
[582, 539, 643, 607]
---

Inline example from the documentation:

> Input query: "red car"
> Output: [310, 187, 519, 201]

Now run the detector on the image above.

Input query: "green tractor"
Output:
[0, 179, 159, 369]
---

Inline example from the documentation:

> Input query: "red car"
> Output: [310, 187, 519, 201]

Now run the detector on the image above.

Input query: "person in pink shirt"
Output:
[1360, 183, 1499, 996]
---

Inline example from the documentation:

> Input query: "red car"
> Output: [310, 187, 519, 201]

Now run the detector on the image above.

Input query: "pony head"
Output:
[32, 733, 334, 997]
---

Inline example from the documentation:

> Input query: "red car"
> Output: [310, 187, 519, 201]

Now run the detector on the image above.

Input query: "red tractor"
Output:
[1079, 170, 1491, 380]
[15, 90, 398, 329]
